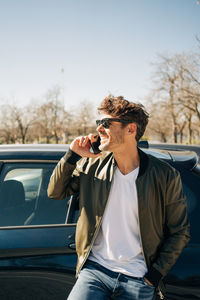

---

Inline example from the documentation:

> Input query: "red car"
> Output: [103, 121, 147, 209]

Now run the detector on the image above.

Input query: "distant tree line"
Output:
[0, 86, 97, 144]
[0, 50, 200, 145]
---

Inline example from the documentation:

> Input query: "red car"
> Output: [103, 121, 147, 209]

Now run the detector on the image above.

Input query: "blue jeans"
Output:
[67, 260, 156, 300]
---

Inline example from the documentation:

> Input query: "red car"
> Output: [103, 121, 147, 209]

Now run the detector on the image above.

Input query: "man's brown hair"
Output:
[98, 95, 149, 142]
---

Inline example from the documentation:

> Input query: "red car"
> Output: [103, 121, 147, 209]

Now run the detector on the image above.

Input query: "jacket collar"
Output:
[137, 147, 149, 177]
[111, 147, 149, 178]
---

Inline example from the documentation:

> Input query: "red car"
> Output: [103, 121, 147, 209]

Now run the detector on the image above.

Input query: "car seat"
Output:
[0, 179, 28, 226]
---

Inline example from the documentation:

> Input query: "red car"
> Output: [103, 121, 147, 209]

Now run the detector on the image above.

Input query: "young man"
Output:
[48, 95, 190, 300]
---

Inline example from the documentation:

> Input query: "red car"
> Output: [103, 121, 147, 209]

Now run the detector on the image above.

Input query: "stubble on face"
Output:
[99, 126, 125, 152]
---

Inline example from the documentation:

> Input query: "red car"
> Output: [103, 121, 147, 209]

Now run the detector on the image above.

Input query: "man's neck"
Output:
[113, 145, 140, 175]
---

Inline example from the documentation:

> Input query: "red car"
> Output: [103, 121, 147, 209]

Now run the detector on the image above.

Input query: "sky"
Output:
[0, 0, 200, 109]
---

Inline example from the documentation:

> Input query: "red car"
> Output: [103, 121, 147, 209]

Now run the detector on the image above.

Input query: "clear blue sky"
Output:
[0, 0, 199, 108]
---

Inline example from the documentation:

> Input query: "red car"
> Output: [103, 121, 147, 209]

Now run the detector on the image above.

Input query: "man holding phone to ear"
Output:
[48, 95, 190, 300]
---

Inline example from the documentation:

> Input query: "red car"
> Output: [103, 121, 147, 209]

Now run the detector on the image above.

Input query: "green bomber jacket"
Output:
[47, 148, 190, 288]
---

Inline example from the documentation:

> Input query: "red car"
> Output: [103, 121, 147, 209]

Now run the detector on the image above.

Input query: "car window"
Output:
[65, 193, 79, 224]
[5, 168, 42, 202]
[0, 162, 69, 227]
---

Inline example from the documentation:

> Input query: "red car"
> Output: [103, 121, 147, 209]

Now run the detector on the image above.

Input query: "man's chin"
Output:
[99, 141, 110, 152]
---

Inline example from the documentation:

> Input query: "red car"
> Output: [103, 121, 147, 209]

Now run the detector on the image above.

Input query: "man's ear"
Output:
[127, 123, 137, 134]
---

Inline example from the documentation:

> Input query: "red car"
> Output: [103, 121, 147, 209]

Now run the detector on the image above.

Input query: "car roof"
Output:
[0, 144, 198, 171]
[149, 142, 200, 156]
[0, 144, 70, 161]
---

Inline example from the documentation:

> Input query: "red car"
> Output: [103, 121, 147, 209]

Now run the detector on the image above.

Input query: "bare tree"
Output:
[179, 67, 200, 123]
[0, 104, 17, 144]
[150, 53, 200, 143]
[36, 86, 66, 143]
[0, 103, 36, 144]
[12, 105, 36, 143]
[73, 101, 96, 136]
[145, 99, 173, 142]
[61, 110, 75, 143]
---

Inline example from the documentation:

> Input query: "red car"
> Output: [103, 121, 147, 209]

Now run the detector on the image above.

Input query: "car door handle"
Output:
[68, 243, 76, 250]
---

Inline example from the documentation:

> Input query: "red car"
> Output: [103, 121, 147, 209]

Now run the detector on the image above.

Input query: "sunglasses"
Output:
[96, 118, 133, 129]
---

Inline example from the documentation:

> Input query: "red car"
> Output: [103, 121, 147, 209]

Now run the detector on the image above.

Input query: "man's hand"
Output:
[70, 135, 101, 158]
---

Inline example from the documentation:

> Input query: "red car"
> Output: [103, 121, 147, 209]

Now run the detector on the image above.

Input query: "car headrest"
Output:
[0, 180, 25, 209]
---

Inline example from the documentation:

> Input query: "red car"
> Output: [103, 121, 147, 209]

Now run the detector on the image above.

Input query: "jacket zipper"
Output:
[137, 192, 148, 268]
[137, 187, 164, 300]
[158, 287, 164, 299]
[78, 216, 103, 273]
[78, 180, 114, 274]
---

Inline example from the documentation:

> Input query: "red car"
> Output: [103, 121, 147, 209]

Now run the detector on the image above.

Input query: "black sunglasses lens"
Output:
[96, 120, 110, 128]
[102, 120, 110, 128]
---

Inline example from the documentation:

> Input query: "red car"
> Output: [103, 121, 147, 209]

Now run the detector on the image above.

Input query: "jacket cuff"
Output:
[145, 267, 163, 287]
[63, 149, 82, 165]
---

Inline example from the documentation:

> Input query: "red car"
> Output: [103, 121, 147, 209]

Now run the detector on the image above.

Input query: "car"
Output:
[0, 143, 199, 300]
[148, 142, 200, 162]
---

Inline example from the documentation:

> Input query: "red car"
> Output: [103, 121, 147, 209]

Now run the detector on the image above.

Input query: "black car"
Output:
[149, 142, 200, 162]
[0, 144, 199, 300]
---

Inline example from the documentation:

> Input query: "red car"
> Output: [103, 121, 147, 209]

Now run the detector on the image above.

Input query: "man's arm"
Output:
[47, 149, 81, 200]
[48, 135, 101, 200]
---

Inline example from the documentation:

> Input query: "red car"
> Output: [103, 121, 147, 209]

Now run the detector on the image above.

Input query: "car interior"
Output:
[0, 163, 69, 227]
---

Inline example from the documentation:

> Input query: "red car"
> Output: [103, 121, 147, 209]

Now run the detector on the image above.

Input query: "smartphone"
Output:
[90, 135, 101, 154]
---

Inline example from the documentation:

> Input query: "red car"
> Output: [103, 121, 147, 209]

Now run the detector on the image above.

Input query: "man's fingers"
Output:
[83, 136, 89, 146]
[78, 136, 84, 146]
[88, 133, 99, 144]
[79, 136, 89, 147]
[70, 135, 101, 158]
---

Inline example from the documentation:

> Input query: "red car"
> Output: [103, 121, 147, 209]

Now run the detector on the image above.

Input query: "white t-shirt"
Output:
[89, 166, 147, 277]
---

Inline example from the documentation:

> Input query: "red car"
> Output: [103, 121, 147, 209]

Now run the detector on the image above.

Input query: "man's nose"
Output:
[96, 123, 104, 133]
